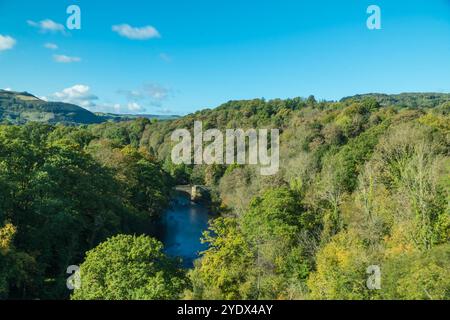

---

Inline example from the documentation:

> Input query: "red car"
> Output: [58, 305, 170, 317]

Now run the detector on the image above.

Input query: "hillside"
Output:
[0, 90, 103, 125]
[341, 92, 450, 108]
[0, 90, 179, 125]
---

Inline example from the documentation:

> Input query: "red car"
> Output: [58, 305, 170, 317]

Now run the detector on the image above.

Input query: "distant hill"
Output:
[0, 90, 103, 125]
[341, 92, 450, 108]
[95, 112, 179, 122]
[0, 90, 179, 125]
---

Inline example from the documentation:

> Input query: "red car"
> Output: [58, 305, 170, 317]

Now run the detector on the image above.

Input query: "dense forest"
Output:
[0, 93, 449, 300]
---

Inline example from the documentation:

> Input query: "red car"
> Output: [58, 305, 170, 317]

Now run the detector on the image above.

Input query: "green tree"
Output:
[187, 218, 254, 300]
[379, 244, 450, 300]
[72, 235, 188, 300]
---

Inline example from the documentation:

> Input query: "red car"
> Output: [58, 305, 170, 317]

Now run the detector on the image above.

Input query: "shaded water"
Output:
[160, 193, 211, 267]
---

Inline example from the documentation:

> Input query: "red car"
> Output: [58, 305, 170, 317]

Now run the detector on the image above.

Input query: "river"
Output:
[160, 192, 211, 267]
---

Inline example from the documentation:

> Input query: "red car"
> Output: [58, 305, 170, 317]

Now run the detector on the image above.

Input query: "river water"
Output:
[160, 193, 211, 267]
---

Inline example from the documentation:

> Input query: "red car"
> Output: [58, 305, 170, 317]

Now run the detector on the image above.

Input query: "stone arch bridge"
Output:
[175, 185, 210, 202]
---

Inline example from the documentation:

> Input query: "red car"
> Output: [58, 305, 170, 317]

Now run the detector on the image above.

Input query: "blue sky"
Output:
[0, 0, 449, 115]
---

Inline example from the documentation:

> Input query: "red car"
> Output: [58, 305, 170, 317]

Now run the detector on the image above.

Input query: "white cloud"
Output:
[44, 42, 58, 50]
[3, 88, 12, 91]
[145, 84, 169, 100]
[27, 19, 65, 34]
[127, 102, 143, 112]
[116, 83, 172, 111]
[51, 85, 98, 108]
[0, 35, 16, 51]
[88, 102, 122, 113]
[118, 84, 170, 102]
[112, 24, 160, 40]
[53, 54, 81, 63]
[113, 104, 122, 112]
[93, 102, 145, 114]
[49, 85, 156, 114]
